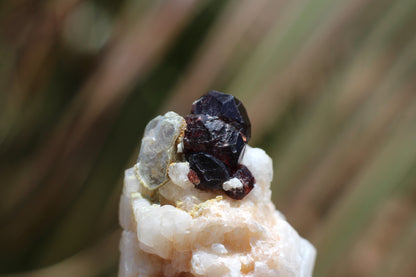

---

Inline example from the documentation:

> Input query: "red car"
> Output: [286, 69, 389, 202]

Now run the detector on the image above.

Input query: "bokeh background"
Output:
[1, 0, 416, 276]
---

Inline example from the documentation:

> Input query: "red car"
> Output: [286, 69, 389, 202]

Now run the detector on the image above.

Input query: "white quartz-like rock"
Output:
[222, 178, 243, 191]
[119, 144, 316, 277]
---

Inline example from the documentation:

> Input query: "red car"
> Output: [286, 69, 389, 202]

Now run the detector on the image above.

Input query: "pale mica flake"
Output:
[136, 111, 185, 190]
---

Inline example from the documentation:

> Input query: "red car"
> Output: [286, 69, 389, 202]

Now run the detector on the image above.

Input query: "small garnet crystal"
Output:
[183, 90, 255, 200]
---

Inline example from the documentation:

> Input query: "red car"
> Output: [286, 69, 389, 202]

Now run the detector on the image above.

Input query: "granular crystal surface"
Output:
[119, 146, 316, 277]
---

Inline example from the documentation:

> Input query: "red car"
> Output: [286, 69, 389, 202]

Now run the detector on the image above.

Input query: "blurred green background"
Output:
[1, 0, 416, 276]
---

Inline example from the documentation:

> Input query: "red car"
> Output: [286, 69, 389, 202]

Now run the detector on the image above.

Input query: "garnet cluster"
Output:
[183, 91, 255, 200]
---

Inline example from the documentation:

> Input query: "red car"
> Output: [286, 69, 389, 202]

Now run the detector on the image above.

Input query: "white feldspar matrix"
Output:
[119, 92, 316, 277]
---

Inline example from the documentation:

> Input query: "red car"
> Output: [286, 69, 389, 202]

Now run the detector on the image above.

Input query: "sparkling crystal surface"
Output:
[184, 91, 255, 199]
[191, 90, 251, 141]
[187, 152, 230, 191]
[183, 114, 245, 168]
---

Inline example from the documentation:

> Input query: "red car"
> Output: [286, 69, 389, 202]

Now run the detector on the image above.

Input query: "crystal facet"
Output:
[187, 152, 230, 191]
[183, 114, 245, 168]
[184, 91, 255, 199]
[191, 90, 251, 142]
[225, 165, 255, 200]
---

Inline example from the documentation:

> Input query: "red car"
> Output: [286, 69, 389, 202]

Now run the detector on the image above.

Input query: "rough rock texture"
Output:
[119, 145, 316, 277]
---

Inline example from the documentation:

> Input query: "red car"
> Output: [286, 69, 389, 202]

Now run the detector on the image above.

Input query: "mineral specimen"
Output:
[190, 90, 251, 142]
[119, 146, 316, 277]
[183, 114, 246, 168]
[187, 152, 230, 191]
[224, 165, 255, 200]
[118, 91, 316, 277]
[136, 111, 185, 190]
[183, 91, 254, 199]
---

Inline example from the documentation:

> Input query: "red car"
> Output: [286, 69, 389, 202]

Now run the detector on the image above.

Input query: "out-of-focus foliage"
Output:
[1, 0, 416, 276]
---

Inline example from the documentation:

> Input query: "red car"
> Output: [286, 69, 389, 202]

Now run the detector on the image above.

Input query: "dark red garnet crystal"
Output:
[225, 165, 255, 200]
[183, 90, 255, 200]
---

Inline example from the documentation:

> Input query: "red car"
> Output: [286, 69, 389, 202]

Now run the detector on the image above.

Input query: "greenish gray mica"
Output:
[136, 111, 185, 190]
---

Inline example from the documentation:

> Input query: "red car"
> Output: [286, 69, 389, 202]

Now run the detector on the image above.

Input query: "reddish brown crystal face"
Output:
[183, 114, 245, 168]
[225, 165, 255, 200]
[190, 90, 251, 142]
[184, 90, 255, 200]
[187, 152, 230, 191]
